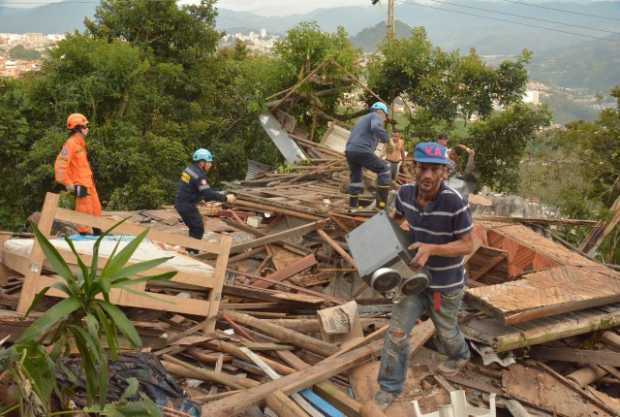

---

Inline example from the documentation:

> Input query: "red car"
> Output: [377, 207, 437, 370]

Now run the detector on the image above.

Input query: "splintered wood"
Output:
[467, 266, 620, 324]
[4, 119, 620, 417]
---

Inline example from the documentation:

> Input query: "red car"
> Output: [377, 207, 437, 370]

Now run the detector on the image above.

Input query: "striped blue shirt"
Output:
[395, 182, 473, 291]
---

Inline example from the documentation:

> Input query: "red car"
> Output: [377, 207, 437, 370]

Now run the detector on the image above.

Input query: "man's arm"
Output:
[409, 232, 474, 266]
[370, 114, 389, 143]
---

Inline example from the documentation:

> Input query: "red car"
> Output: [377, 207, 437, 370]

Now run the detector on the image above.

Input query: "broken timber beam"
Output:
[531, 347, 620, 368]
[221, 310, 338, 357]
[253, 254, 317, 289]
[317, 229, 356, 268]
[230, 220, 326, 254]
[201, 320, 434, 417]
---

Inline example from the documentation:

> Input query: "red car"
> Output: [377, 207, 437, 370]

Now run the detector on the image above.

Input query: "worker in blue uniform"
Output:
[175, 148, 236, 246]
[345, 102, 393, 210]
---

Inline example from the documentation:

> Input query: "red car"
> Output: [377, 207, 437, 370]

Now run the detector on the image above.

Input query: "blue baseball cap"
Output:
[413, 141, 449, 165]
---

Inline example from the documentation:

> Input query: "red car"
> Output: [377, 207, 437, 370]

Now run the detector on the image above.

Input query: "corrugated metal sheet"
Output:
[258, 112, 307, 164]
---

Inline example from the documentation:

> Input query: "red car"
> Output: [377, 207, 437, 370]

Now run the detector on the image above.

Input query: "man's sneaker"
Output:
[437, 357, 469, 376]
[374, 390, 396, 410]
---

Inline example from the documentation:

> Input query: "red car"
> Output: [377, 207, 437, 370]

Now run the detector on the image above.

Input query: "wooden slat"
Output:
[206, 234, 232, 332]
[467, 265, 620, 324]
[531, 347, 620, 368]
[230, 220, 325, 254]
[55, 206, 226, 254]
[253, 254, 317, 289]
[31, 274, 211, 316]
[17, 193, 59, 314]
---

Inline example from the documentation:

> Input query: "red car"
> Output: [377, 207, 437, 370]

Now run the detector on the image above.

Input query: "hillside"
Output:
[528, 34, 620, 92]
[350, 20, 414, 52]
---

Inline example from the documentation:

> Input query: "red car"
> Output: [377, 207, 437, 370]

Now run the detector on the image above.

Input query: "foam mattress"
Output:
[3, 235, 213, 276]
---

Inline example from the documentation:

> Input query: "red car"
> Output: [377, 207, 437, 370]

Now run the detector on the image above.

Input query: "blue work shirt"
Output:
[345, 112, 389, 153]
[395, 182, 473, 291]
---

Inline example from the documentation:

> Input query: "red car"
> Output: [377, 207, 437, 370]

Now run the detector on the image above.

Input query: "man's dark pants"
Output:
[346, 150, 392, 194]
[175, 204, 204, 240]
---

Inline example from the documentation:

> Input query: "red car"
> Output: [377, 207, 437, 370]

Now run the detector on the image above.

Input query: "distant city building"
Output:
[0, 32, 64, 78]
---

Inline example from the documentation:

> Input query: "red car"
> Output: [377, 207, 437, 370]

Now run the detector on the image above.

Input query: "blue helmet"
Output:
[370, 102, 389, 114]
[193, 148, 213, 162]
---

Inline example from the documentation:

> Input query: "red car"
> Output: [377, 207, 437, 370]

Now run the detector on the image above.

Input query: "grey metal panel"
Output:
[258, 112, 307, 165]
[345, 210, 412, 277]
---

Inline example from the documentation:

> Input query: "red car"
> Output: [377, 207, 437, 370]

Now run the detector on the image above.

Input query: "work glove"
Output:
[74, 185, 88, 198]
[225, 194, 236, 204]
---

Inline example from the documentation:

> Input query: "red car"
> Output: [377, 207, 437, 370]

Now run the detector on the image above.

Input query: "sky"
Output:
[1, 0, 373, 13]
[1, 0, 588, 15]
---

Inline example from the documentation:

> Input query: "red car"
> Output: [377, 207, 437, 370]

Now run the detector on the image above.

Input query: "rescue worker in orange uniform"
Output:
[54, 113, 102, 234]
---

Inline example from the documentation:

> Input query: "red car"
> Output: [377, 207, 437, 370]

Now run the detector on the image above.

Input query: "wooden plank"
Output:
[30, 274, 212, 316]
[531, 347, 620, 368]
[234, 200, 322, 221]
[316, 229, 356, 268]
[253, 254, 317, 289]
[230, 220, 325, 254]
[17, 192, 59, 314]
[222, 311, 338, 357]
[462, 304, 620, 352]
[201, 338, 385, 417]
[466, 265, 620, 324]
[241, 347, 325, 417]
[55, 205, 226, 254]
[206, 234, 232, 332]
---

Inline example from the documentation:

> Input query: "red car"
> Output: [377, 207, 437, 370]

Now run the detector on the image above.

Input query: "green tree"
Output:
[273, 22, 361, 134]
[463, 103, 551, 192]
[85, 0, 220, 67]
[368, 31, 531, 128]
[8, 45, 41, 60]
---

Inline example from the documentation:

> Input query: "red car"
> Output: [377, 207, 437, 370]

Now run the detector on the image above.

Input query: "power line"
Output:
[398, 0, 615, 42]
[424, 0, 620, 36]
[500, 0, 620, 23]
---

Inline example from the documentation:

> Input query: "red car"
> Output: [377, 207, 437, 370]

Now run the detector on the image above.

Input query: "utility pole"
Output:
[387, 0, 396, 39]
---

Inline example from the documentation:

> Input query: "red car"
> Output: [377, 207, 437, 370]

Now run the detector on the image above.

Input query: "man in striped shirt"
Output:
[375, 141, 475, 410]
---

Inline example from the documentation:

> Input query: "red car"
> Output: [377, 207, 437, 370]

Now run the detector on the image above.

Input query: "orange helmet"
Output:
[66, 113, 89, 130]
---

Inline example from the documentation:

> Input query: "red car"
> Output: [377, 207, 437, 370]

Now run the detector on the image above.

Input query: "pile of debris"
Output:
[2, 113, 620, 417]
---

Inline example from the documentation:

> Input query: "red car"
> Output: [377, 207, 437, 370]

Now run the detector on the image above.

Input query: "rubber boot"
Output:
[349, 194, 360, 210]
[376, 185, 391, 210]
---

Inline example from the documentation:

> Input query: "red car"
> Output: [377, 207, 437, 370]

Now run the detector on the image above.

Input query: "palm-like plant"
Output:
[13, 220, 176, 412]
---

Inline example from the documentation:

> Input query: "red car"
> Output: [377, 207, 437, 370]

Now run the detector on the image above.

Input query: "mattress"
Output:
[3, 235, 213, 276]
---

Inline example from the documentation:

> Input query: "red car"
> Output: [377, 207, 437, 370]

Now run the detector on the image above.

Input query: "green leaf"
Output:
[23, 286, 51, 318]
[108, 257, 174, 283]
[17, 298, 81, 343]
[84, 313, 99, 340]
[120, 377, 139, 401]
[98, 301, 142, 348]
[31, 224, 76, 286]
[69, 326, 99, 404]
[102, 230, 149, 279]
[111, 271, 176, 289]
[64, 235, 91, 289]
[16, 342, 56, 407]
[94, 304, 119, 359]
[91, 217, 129, 285]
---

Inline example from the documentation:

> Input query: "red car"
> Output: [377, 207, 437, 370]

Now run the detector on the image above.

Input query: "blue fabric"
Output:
[175, 204, 204, 240]
[413, 141, 449, 165]
[345, 112, 389, 153]
[378, 287, 470, 394]
[394, 183, 472, 291]
[346, 150, 392, 190]
[67, 235, 134, 242]
[175, 163, 225, 206]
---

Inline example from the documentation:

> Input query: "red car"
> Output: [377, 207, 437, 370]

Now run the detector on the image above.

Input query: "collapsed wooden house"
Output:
[1, 112, 620, 417]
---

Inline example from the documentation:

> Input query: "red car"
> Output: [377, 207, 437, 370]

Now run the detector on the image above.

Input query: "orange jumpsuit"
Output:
[54, 133, 101, 233]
